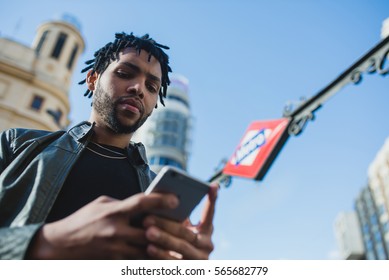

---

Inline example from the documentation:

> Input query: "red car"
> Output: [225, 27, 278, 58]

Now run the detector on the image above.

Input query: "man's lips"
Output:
[118, 98, 142, 114]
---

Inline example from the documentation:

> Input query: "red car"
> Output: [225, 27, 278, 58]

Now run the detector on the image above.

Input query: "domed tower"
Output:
[133, 74, 192, 173]
[0, 14, 85, 131]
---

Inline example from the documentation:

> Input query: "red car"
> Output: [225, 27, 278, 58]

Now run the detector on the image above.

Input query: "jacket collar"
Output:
[67, 121, 94, 141]
[67, 121, 148, 165]
[128, 141, 148, 165]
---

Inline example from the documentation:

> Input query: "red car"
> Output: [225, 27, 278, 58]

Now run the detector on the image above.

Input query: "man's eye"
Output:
[147, 84, 158, 93]
[116, 71, 130, 78]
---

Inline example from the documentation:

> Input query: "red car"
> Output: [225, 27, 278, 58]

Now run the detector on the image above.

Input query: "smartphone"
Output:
[144, 166, 210, 222]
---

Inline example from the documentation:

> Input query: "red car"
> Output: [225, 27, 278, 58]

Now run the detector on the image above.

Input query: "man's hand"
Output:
[143, 184, 219, 259]
[26, 192, 179, 259]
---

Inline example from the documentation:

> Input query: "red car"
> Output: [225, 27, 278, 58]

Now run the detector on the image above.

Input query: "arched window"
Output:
[51, 32, 68, 59]
[35, 30, 49, 54]
[67, 43, 79, 69]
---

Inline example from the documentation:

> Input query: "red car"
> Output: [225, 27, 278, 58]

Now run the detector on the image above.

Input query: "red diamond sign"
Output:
[223, 118, 291, 181]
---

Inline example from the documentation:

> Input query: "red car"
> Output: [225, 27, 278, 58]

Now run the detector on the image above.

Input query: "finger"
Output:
[94, 195, 118, 203]
[99, 223, 149, 259]
[143, 215, 197, 244]
[193, 232, 214, 252]
[115, 192, 179, 217]
[144, 216, 213, 252]
[145, 226, 207, 259]
[198, 184, 218, 233]
[114, 224, 148, 246]
[146, 245, 182, 260]
[109, 242, 149, 260]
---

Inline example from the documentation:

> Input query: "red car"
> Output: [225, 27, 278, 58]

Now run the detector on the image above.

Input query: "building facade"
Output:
[334, 211, 365, 260]
[132, 74, 192, 173]
[0, 15, 84, 132]
[334, 137, 389, 260]
[365, 138, 389, 258]
[355, 184, 388, 260]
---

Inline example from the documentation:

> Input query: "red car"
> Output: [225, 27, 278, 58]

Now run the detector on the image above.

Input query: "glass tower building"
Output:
[355, 186, 388, 260]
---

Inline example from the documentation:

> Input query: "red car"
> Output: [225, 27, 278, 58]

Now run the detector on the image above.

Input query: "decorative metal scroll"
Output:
[283, 35, 389, 136]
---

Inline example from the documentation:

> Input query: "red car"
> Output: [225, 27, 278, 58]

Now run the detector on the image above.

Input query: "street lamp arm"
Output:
[284, 35, 389, 136]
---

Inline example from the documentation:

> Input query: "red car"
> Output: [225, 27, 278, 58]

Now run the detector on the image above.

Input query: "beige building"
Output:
[0, 15, 85, 132]
[367, 137, 389, 254]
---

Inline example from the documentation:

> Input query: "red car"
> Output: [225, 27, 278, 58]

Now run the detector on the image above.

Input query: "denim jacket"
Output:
[0, 121, 155, 259]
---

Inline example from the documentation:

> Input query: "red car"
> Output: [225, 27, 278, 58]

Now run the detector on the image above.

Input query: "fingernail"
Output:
[168, 196, 179, 208]
[147, 227, 160, 240]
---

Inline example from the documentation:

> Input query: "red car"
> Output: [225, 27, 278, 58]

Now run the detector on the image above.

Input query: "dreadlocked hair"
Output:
[78, 32, 172, 107]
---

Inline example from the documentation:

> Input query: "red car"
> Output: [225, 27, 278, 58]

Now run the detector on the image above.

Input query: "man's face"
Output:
[89, 48, 162, 134]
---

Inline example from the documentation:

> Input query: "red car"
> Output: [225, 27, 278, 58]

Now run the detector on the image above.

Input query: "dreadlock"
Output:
[78, 32, 171, 106]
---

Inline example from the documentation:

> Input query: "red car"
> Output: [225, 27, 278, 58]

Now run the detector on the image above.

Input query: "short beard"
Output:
[93, 85, 149, 134]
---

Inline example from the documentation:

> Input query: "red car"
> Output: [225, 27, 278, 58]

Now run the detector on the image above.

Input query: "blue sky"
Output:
[1, 0, 388, 259]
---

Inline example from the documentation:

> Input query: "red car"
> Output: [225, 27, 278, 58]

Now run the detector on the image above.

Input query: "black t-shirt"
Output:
[46, 142, 141, 222]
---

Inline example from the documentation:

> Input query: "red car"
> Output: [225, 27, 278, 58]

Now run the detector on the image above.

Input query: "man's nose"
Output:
[126, 81, 144, 98]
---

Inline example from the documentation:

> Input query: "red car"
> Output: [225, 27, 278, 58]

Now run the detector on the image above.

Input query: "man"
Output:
[0, 33, 218, 259]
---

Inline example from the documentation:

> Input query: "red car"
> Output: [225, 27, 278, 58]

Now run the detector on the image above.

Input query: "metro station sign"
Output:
[223, 118, 291, 181]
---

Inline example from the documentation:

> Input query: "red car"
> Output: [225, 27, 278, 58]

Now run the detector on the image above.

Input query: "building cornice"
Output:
[0, 60, 70, 111]
[0, 103, 59, 131]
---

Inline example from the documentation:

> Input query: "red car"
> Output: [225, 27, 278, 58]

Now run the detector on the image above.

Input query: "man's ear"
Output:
[86, 70, 98, 91]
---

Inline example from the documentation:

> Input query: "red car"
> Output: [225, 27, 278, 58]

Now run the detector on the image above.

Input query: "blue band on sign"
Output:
[234, 129, 267, 166]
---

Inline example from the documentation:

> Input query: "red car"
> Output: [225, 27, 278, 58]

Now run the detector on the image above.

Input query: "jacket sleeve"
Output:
[0, 129, 39, 259]
[0, 129, 13, 174]
[0, 223, 42, 259]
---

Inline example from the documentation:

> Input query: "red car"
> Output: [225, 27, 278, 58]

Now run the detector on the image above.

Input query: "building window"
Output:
[149, 156, 183, 169]
[30, 95, 44, 111]
[370, 214, 378, 226]
[67, 43, 79, 70]
[160, 134, 177, 147]
[35, 30, 49, 54]
[55, 109, 63, 124]
[167, 94, 190, 108]
[149, 156, 156, 165]
[363, 224, 370, 234]
[51, 32, 68, 59]
[164, 120, 178, 132]
[378, 204, 386, 216]
[374, 231, 383, 243]
[383, 221, 389, 233]
[0, 80, 9, 98]
[46, 108, 63, 126]
[376, 244, 387, 260]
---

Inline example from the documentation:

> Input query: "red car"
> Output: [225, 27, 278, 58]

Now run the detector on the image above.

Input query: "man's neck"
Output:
[89, 122, 133, 149]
